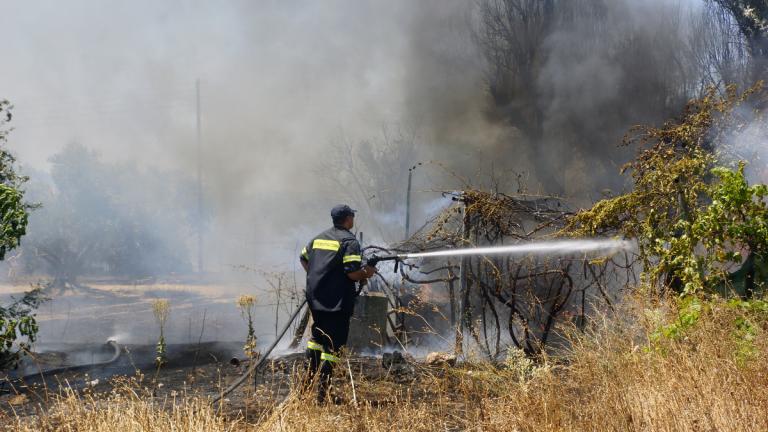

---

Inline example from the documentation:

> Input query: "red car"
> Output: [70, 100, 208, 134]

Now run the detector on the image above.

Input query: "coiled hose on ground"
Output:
[1, 340, 122, 393]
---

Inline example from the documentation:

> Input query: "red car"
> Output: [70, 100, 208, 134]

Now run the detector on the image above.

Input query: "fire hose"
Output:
[1, 340, 122, 393]
[26, 340, 121, 378]
[212, 298, 307, 404]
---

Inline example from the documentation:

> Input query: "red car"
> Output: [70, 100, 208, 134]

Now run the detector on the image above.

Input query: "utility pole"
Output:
[196, 79, 204, 274]
[404, 162, 422, 240]
[405, 168, 413, 240]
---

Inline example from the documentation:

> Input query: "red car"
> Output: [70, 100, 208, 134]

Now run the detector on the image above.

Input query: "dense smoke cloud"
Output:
[3, 0, 420, 267]
[403, 0, 730, 202]
[4, 0, 729, 266]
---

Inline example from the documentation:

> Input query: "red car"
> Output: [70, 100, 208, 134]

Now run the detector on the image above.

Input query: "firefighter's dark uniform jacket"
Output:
[300, 226, 362, 314]
[300, 225, 361, 394]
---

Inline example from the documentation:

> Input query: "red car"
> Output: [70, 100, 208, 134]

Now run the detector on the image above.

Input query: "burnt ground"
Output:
[0, 342, 451, 424]
[0, 281, 461, 425]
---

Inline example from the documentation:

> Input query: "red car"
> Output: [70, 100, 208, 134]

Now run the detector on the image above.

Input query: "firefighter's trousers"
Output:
[305, 308, 353, 402]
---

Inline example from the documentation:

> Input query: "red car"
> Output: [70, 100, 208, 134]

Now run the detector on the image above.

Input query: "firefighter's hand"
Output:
[363, 265, 377, 278]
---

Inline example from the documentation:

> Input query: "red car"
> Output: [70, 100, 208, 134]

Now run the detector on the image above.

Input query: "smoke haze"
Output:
[3, 0, 724, 265]
[2, 1, 473, 267]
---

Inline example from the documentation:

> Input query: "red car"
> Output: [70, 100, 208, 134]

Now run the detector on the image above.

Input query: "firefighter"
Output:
[299, 204, 377, 403]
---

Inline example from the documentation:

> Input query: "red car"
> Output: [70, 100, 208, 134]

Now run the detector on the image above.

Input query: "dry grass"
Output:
[478, 299, 768, 431]
[5, 386, 239, 431]
[6, 295, 768, 431]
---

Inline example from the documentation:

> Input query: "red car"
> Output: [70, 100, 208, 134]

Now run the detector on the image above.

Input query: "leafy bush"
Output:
[568, 85, 768, 296]
[0, 288, 44, 369]
[0, 99, 39, 370]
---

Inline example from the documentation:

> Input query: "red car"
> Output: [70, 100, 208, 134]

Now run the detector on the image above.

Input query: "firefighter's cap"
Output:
[331, 204, 357, 221]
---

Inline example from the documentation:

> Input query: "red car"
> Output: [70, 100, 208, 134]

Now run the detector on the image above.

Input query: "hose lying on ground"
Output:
[28, 340, 121, 378]
[1, 340, 122, 393]
[212, 299, 307, 404]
